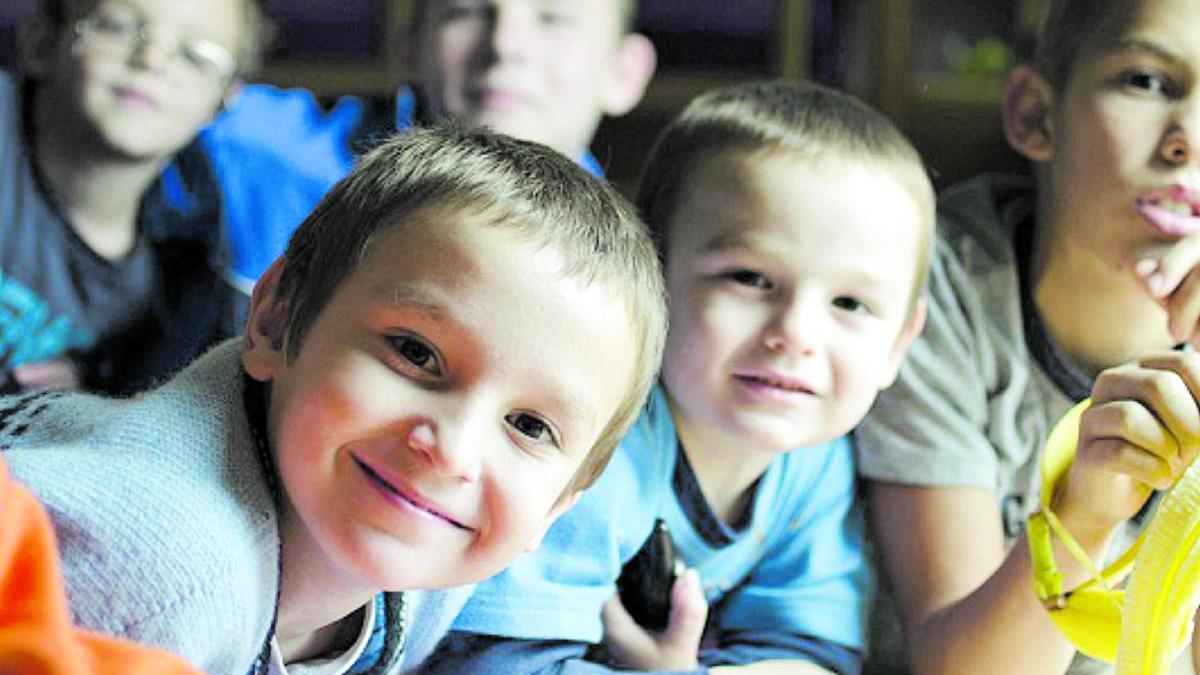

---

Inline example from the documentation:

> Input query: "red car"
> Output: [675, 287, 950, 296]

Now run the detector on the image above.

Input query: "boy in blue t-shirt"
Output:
[424, 80, 935, 675]
[203, 0, 657, 292]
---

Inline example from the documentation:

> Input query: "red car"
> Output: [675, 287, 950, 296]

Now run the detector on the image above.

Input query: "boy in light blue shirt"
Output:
[424, 80, 935, 675]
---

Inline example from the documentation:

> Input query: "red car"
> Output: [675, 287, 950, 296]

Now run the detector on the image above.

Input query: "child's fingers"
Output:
[1163, 269, 1200, 342]
[1081, 400, 1179, 484]
[601, 595, 657, 661]
[1138, 233, 1200, 300]
[1093, 357, 1200, 450]
[663, 569, 707, 647]
[1079, 411, 1177, 489]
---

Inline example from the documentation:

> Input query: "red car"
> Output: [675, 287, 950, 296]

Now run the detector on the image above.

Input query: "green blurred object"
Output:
[957, 37, 1013, 77]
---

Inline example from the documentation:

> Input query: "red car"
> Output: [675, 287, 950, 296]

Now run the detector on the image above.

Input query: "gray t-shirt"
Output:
[856, 174, 1127, 675]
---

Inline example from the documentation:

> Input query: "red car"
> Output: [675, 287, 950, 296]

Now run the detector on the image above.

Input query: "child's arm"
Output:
[871, 351, 1200, 675]
[420, 631, 700, 674]
[0, 459, 202, 675]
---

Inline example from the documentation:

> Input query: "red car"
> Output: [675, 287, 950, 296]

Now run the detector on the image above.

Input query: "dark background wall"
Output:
[0, 0, 1036, 196]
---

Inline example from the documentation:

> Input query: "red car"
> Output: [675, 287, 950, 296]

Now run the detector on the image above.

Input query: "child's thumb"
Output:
[664, 568, 708, 645]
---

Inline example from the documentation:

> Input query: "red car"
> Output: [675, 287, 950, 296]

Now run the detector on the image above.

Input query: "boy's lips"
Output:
[351, 455, 473, 531]
[733, 369, 818, 396]
[113, 85, 160, 110]
[1135, 185, 1200, 237]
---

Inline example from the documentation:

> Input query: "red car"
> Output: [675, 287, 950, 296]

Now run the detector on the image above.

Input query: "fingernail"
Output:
[1137, 259, 1159, 278]
[1148, 273, 1167, 296]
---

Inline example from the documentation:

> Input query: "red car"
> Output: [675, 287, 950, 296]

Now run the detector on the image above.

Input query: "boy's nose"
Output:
[764, 297, 822, 356]
[406, 417, 482, 484]
[486, 5, 531, 63]
[127, 32, 170, 72]
[1160, 126, 1193, 168]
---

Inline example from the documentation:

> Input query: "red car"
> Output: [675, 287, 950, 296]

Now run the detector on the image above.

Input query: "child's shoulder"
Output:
[768, 435, 856, 506]
[937, 173, 1036, 256]
[1, 342, 278, 671]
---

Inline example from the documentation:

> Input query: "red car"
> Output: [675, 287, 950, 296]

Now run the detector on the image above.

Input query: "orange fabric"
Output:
[0, 459, 202, 675]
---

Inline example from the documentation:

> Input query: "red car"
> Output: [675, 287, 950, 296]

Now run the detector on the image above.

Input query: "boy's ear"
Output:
[242, 258, 291, 382]
[16, 12, 62, 80]
[523, 490, 582, 553]
[600, 33, 656, 117]
[880, 297, 927, 389]
[1002, 65, 1056, 163]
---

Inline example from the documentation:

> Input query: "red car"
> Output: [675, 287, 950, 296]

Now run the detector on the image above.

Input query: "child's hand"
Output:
[601, 568, 708, 670]
[1136, 232, 1200, 343]
[1056, 352, 1200, 533]
[12, 359, 81, 392]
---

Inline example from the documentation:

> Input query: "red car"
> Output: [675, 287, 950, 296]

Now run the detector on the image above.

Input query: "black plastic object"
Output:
[615, 518, 681, 632]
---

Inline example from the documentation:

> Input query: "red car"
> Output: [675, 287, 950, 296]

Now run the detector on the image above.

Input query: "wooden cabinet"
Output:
[861, 0, 1047, 185]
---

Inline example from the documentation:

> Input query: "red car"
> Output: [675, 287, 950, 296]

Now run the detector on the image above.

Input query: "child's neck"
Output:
[669, 401, 775, 526]
[31, 91, 164, 261]
[1032, 222, 1175, 375]
[275, 504, 378, 664]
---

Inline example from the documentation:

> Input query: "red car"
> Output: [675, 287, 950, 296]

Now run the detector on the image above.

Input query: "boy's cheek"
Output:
[522, 490, 582, 553]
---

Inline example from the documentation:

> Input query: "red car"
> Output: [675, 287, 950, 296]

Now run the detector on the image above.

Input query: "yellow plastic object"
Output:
[1031, 399, 1198, 673]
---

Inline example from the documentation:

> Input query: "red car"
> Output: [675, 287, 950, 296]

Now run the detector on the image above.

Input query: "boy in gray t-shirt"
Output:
[857, 0, 1200, 673]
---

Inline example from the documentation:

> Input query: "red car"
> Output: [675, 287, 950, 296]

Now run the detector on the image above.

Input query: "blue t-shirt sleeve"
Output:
[420, 631, 711, 675]
[201, 84, 363, 286]
[701, 629, 861, 675]
[717, 437, 867, 650]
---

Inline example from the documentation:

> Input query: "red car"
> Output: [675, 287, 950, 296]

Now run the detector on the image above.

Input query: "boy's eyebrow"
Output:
[367, 282, 449, 319]
[697, 230, 758, 254]
[1105, 38, 1185, 66]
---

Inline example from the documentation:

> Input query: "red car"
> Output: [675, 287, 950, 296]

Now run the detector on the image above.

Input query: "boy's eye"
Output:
[387, 335, 442, 376]
[505, 412, 557, 446]
[91, 10, 139, 37]
[724, 269, 773, 290]
[1117, 69, 1180, 98]
[178, 39, 234, 77]
[832, 296, 871, 314]
[441, 0, 489, 21]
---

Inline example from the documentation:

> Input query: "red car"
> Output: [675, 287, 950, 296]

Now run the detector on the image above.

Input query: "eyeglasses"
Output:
[72, 6, 238, 88]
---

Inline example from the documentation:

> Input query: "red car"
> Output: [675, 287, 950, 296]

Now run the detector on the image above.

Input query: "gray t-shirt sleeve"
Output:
[856, 234, 999, 490]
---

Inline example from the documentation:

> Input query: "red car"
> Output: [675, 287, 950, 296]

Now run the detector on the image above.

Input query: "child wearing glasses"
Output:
[0, 0, 265, 395]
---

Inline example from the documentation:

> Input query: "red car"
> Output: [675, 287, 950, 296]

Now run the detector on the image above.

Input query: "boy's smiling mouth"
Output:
[1135, 185, 1200, 237]
[351, 455, 473, 532]
[734, 369, 817, 397]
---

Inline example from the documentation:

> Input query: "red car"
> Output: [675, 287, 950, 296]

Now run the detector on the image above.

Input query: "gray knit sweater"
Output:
[0, 340, 471, 674]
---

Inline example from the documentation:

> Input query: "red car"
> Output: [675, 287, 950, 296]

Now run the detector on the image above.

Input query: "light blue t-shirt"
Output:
[453, 384, 867, 651]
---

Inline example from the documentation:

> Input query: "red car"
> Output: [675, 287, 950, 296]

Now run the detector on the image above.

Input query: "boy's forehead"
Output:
[414, 0, 633, 38]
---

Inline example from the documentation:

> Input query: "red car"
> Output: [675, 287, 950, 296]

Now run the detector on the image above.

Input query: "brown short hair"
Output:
[410, 0, 640, 36]
[637, 79, 935, 318]
[1032, 0, 1138, 91]
[275, 124, 667, 497]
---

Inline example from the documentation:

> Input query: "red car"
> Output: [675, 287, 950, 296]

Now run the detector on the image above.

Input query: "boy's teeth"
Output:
[1161, 199, 1197, 216]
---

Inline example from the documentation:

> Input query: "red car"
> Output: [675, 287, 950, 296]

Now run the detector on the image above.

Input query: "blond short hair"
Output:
[637, 79, 936, 319]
